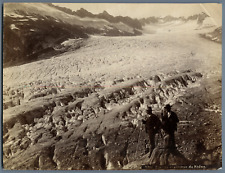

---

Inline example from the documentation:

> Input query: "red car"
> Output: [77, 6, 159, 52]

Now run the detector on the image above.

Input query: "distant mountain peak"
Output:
[77, 8, 89, 13]
[99, 10, 112, 17]
[75, 8, 95, 18]
[102, 10, 110, 15]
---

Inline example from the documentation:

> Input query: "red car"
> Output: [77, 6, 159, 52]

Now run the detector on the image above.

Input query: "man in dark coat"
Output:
[142, 106, 161, 155]
[161, 104, 179, 149]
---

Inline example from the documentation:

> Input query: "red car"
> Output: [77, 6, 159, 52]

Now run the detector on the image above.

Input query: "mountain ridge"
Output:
[3, 3, 141, 67]
[48, 3, 143, 30]
[3, 3, 220, 68]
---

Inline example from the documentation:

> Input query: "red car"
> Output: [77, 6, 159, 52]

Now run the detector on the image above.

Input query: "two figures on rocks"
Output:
[142, 104, 179, 157]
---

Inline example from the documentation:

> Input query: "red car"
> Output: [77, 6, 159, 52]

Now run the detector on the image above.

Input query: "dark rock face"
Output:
[3, 13, 88, 67]
[3, 70, 221, 170]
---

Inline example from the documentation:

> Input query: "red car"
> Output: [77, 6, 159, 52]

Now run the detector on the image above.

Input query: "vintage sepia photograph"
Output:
[2, 2, 222, 170]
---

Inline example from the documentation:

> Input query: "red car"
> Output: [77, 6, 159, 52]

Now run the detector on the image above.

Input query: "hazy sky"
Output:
[53, 3, 222, 21]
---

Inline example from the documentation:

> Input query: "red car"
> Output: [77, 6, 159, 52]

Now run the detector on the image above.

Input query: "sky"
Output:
[53, 3, 222, 22]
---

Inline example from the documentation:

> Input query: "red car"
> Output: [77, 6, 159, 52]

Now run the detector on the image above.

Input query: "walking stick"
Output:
[135, 126, 142, 159]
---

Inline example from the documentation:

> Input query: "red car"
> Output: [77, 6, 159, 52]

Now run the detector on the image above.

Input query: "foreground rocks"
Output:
[3, 70, 222, 170]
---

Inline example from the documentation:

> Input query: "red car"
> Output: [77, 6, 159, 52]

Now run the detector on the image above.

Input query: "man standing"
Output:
[142, 106, 161, 156]
[161, 104, 179, 149]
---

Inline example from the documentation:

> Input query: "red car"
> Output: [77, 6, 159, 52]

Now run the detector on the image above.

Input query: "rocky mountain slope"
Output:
[3, 3, 141, 67]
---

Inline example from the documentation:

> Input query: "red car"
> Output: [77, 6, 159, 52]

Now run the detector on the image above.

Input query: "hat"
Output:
[146, 106, 152, 112]
[164, 104, 172, 109]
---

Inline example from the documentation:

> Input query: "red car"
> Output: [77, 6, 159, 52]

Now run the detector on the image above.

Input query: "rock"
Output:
[77, 116, 84, 121]
[20, 137, 31, 150]
[3, 68, 221, 170]
[149, 147, 189, 166]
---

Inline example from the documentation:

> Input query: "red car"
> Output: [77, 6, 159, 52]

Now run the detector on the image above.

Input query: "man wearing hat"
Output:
[161, 104, 179, 149]
[142, 106, 161, 156]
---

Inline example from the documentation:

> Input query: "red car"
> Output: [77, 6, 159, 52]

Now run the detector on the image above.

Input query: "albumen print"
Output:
[2, 3, 222, 170]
